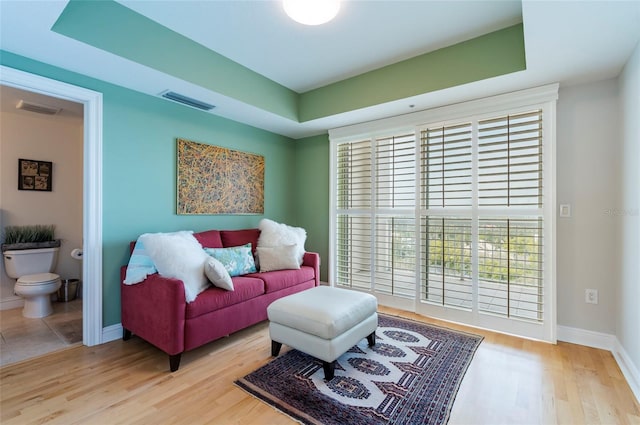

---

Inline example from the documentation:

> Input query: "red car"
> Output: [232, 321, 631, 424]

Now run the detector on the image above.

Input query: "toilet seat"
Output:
[17, 272, 60, 285]
[14, 273, 62, 318]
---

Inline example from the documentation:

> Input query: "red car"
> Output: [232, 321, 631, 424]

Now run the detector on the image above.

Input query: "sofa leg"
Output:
[367, 331, 376, 346]
[123, 328, 132, 341]
[271, 341, 282, 357]
[169, 353, 182, 372]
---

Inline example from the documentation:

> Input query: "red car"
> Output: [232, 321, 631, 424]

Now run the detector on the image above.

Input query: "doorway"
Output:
[1, 65, 103, 348]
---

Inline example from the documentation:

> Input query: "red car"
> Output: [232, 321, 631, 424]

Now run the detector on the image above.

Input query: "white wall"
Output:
[618, 40, 640, 385]
[556, 78, 620, 334]
[0, 108, 83, 303]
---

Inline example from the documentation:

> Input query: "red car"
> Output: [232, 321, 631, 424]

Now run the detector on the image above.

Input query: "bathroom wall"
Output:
[0, 101, 83, 307]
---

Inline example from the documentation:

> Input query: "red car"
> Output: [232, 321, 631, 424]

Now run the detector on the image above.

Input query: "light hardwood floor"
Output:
[1, 306, 638, 425]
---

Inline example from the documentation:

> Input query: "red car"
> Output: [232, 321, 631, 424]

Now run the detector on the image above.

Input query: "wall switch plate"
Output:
[560, 204, 571, 217]
[585, 289, 598, 304]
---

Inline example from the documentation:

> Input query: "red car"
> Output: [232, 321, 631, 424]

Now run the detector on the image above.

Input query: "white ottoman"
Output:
[267, 286, 378, 380]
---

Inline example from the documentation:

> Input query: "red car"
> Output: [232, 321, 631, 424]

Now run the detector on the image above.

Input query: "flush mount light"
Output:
[283, 0, 340, 26]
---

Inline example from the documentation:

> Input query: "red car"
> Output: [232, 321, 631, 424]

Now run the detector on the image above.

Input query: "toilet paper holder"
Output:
[71, 248, 83, 260]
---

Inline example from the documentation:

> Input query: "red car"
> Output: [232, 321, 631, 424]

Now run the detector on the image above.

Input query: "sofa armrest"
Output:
[302, 252, 321, 286]
[120, 266, 186, 356]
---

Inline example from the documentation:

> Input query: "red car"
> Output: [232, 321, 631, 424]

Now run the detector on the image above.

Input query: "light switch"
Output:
[560, 204, 571, 218]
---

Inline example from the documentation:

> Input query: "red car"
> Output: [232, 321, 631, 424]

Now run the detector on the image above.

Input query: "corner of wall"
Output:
[613, 337, 640, 403]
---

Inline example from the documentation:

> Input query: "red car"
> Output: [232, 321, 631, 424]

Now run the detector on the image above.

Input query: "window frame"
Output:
[329, 84, 558, 342]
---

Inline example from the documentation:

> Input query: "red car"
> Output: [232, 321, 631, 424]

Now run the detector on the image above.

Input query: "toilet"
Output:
[3, 247, 61, 318]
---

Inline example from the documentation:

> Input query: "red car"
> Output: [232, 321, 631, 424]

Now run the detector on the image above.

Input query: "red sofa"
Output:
[120, 228, 320, 371]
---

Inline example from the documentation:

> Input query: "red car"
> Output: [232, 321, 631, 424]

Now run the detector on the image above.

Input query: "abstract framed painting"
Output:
[176, 138, 264, 215]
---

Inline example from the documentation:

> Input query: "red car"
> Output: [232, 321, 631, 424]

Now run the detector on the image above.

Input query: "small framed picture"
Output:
[18, 159, 52, 191]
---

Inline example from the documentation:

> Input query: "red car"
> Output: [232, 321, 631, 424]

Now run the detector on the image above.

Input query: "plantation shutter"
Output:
[420, 217, 472, 308]
[330, 85, 556, 341]
[420, 123, 473, 307]
[373, 134, 416, 297]
[336, 214, 371, 290]
[336, 141, 372, 290]
[478, 218, 543, 320]
[478, 110, 543, 207]
[376, 134, 416, 208]
[421, 123, 473, 208]
[337, 140, 372, 210]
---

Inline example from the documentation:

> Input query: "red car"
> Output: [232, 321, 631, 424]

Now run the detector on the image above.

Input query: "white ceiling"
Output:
[120, 0, 523, 93]
[1, 1, 639, 139]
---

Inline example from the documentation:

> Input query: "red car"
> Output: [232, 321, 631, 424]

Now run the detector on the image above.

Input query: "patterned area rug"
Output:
[236, 314, 483, 425]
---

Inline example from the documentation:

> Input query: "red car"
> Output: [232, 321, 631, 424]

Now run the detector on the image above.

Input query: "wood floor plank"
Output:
[1, 307, 638, 424]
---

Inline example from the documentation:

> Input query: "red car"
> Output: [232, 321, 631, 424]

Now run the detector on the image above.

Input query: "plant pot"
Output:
[1, 239, 61, 252]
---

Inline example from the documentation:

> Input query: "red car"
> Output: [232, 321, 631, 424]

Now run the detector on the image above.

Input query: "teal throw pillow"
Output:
[204, 243, 257, 277]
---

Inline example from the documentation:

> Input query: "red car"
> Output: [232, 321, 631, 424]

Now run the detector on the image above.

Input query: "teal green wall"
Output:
[53, 0, 298, 121]
[293, 134, 330, 281]
[1, 51, 298, 326]
[298, 24, 526, 121]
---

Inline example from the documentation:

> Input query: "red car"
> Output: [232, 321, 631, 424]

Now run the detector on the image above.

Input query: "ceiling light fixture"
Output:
[283, 0, 340, 26]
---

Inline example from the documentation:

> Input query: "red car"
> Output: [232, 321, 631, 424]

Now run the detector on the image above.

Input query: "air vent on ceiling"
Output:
[16, 100, 62, 115]
[160, 90, 215, 111]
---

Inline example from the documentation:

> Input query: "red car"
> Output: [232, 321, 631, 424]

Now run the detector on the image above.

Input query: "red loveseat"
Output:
[120, 228, 320, 371]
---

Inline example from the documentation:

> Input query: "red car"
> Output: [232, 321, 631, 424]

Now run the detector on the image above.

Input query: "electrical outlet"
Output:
[585, 289, 598, 304]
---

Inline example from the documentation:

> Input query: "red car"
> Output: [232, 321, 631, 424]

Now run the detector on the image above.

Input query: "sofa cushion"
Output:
[194, 230, 223, 249]
[258, 219, 306, 265]
[139, 231, 209, 303]
[204, 244, 257, 277]
[246, 266, 315, 293]
[256, 244, 300, 272]
[204, 257, 234, 291]
[220, 229, 260, 255]
[186, 276, 265, 319]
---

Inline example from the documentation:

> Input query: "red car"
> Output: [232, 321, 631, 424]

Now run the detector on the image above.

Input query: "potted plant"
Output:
[1, 224, 61, 252]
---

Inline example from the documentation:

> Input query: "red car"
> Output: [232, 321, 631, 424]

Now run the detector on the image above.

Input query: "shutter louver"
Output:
[376, 134, 416, 208]
[421, 123, 473, 208]
[478, 110, 543, 207]
[421, 217, 472, 309]
[478, 218, 543, 321]
[337, 141, 372, 209]
[375, 216, 416, 298]
[336, 214, 371, 290]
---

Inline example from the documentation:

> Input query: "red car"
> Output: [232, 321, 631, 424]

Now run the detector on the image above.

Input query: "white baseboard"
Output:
[612, 339, 640, 403]
[102, 323, 123, 343]
[558, 325, 639, 403]
[0, 296, 24, 311]
[557, 325, 616, 350]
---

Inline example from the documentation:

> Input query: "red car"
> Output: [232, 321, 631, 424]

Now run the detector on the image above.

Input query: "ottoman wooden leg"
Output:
[367, 331, 376, 346]
[322, 360, 335, 381]
[271, 341, 282, 357]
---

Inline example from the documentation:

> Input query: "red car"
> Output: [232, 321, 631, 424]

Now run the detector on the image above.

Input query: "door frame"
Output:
[1, 65, 103, 346]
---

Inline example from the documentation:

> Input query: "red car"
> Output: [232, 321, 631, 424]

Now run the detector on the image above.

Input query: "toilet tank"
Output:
[3, 247, 59, 279]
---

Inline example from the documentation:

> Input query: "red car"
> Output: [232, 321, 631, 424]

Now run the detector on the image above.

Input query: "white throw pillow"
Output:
[257, 219, 306, 265]
[204, 256, 234, 291]
[256, 245, 301, 272]
[138, 231, 209, 303]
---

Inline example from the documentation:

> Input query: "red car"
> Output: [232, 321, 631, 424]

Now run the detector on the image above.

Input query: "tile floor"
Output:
[0, 298, 82, 367]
